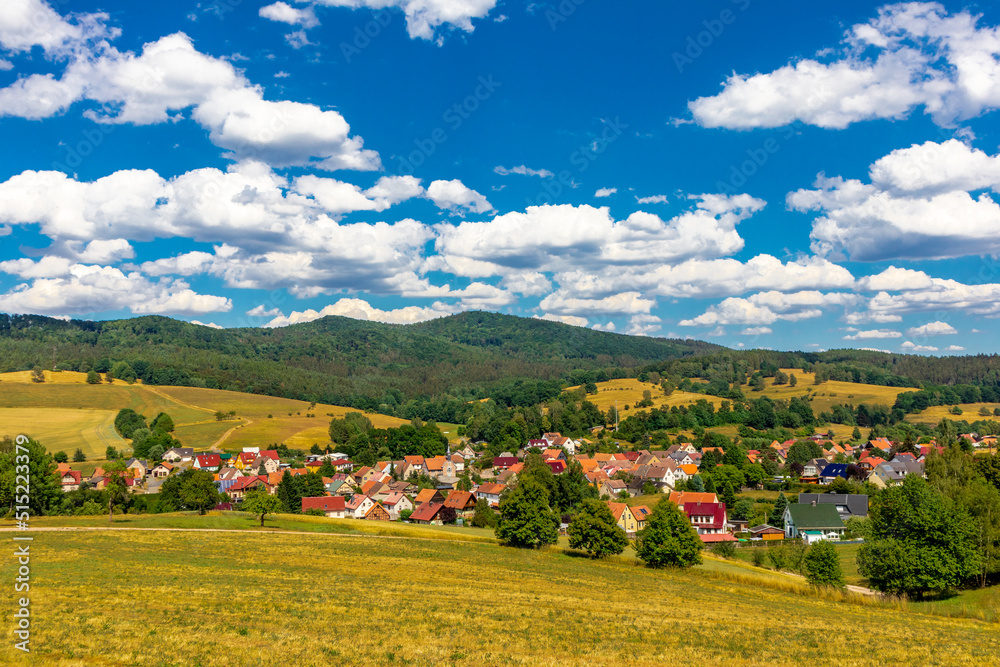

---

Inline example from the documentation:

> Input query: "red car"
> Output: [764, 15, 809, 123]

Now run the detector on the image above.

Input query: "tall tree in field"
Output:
[634, 499, 702, 568]
[804, 540, 845, 588]
[567, 499, 628, 558]
[858, 475, 981, 597]
[0, 437, 61, 516]
[179, 470, 222, 515]
[496, 478, 558, 549]
[103, 459, 130, 523]
[243, 488, 282, 527]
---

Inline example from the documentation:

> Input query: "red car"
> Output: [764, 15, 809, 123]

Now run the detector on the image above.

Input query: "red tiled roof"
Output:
[260, 450, 280, 460]
[302, 496, 345, 512]
[196, 454, 221, 467]
[682, 502, 727, 531]
[444, 491, 474, 510]
[409, 501, 444, 522]
[477, 482, 505, 496]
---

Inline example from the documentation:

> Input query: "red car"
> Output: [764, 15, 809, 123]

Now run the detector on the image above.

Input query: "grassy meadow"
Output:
[2, 523, 999, 666]
[0, 372, 412, 454]
[911, 403, 1000, 425]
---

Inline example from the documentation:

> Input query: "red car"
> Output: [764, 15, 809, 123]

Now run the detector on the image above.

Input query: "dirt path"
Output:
[141, 385, 252, 450]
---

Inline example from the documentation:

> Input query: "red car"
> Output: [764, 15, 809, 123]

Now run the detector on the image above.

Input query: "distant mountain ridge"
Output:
[0, 311, 723, 410]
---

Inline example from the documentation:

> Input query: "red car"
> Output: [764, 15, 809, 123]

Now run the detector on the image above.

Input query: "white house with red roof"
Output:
[682, 502, 729, 537]
[193, 454, 221, 471]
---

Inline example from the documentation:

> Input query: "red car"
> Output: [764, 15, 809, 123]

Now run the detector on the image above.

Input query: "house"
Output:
[345, 494, 376, 519]
[193, 454, 221, 472]
[492, 456, 519, 471]
[363, 502, 392, 521]
[749, 524, 785, 540]
[301, 496, 347, 519]
[382, 492, 413, 520]
[803, 458, 828, 477]
[675, 464, 699, 481]
[226, 475, 268, 501]
[867, 437, 893, 453]
[352, 466, 377, 486]
[784, 502, 845, 542]
[162, 447, 194, 463]
[424, 456, 446, 477]
[682, 502, 728, 536]
[869, 459, 924, 488]
[819, 463, 850, 484]
[409, 501, 446, 525]
[252, 455, 280, 475]
[798, 493, 868, 520]
[125, 458, 149, 478]
[217, 467, 243, 481]
[458, 443, 477, 459]
[632, 505, 652, 530]
[450, 454, 466, 473]
[600, 479, 628, 498]
[259, 450, 280, 462]
[668, 451, 695, 466]
[403, 455, 425, 471]
[151, 462, 174, 479]
[668, 491, 719, 506]
[413, 488, 445, 506]
[607, 502, 639, 535]
[233, 452, 257, 470]
[546, 460, 567, 475]
[475, 482, 506, 507]
[444, 490, 477, 516]
[60, 470, 82, 492]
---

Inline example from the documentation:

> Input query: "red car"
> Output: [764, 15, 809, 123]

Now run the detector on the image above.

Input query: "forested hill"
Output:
[0, 312, 721, 412]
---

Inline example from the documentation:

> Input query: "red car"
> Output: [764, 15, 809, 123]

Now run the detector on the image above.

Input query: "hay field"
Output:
[2, 527, 998, 666]
[0, 375, 412, 454]
[0, 407, 126, 459]
[911, 403, 1000, 424]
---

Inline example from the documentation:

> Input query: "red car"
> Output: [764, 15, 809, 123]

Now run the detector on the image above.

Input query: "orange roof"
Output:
[414, 488, 440, 504]
[632, 505, 652, 520]
[508, 462, 524, 474]
[594, 453, 613, 462]
[606, 501, 632, 522]
[425, 456, 445, 471]
[578, 459, 598, 473]
[668, 491, 718, 506]
[404, 455, 424, 465]
[679, 464, 699, 475]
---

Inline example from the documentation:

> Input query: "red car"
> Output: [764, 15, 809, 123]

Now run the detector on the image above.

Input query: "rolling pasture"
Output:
[0, 371, 410, 455]
[2, 521, 998, 666]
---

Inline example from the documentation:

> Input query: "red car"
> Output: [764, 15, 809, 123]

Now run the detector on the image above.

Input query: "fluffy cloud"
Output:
[0, 0, 116, 57]
[946, 344, 965, 351]
[792, 141, 1000, 261]
[539, 291, 655, 317]
[690, 3, 1000, 129]
[901, 341, 939, 352]
[681, 290, 859, 327]
[494, 165, 554, 178]
[0, 264, 231, 316]
[843, 328, 902, 340]
[740, 326, 772, 336]
[264, 297, 456, 327]
[625, 314, 662, 336]
[907, 320, 958, 336]
[259, 2, 319, 28]
[431, 195, 764, 279]
[635, 195, 668, 204]
[306, 0, 498, 42]
[246, 305, 281, 317]
[535, 313, 588, 328]
[594, 188, 617, 198]
[0, 30, 379, 170]
[425, 179, 493, 215]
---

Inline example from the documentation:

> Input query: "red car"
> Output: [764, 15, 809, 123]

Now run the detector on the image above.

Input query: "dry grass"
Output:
[2, 527, 998, 666]
[0, 407, 125, 460]
[912, 403, 1000, 424]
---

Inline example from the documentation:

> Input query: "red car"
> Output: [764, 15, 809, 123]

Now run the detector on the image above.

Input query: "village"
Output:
[51, 429, 1000, 545]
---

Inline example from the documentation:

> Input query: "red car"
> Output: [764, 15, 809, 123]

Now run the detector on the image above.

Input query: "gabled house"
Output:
[226, 475, 268, 501]
[869, 459, 923, 488]
[632, 505, 652, 531]
[151, 462, 174, 479]
[301, 496, 346, 518]
[675, 464, 699, 481]
[682, 502, 728, 536]
[193, 454, 221, 472]
[475, 482, 506, 507]
[233, 452, 257, 470]
[784, 502, 845, 543]
[600, 479, 628, 498]
[607, 502, 638, 535]
[409, 501, 445, 525]
[217, 467, 243, 481]
[803, 458, 828, 477]
[125, 458, 149, 478]
[413, 488, 445, 506]
[363, 502, 391, 521]
[60, 470, 82, 492]
[819, 463, 850, 484]
[444, 490, 476, 516]
[492, 456, 519, 471]
[252, 455, 280, 475]
[382, 492, 413, 520]
[345, 494, 376, 519]
[749, 524, 785, 540]
[798, 493, 868, 520]
[668, 491, 719, 506]
[162, 447, 194, 463]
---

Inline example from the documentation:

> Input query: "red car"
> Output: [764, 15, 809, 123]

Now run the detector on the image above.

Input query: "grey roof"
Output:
[798, 493, 868, 518]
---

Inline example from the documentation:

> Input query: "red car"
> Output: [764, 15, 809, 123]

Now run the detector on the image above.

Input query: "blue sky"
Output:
[1, 0, 1000, 355]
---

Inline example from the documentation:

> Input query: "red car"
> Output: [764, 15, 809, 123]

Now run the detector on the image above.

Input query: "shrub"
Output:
[804, 540, 845, 589]
[710, 541, 737, 559]
[750, 548, 766, 567]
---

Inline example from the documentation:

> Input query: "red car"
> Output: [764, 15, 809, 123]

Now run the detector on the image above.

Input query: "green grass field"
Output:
[2, 519, 998, 666]
[912, 403, 1000, 424]
[0, 407, 126, 460]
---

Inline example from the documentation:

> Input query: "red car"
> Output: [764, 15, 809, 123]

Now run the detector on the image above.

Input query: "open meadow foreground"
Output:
[2, 517, 999, 667]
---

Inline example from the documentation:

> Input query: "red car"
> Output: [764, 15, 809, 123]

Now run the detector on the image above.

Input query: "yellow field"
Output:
[3, 525, 998, 666]
[0, 407, 126, 459]
[0, 375, 412, 454]
[570, 371, 913, 428]
[912, 403, 1000, 424]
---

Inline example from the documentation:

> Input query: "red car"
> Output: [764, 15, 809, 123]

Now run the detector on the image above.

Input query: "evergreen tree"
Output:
[703, 476, 717, 494]
[471, 498, 498, 528]
[496, 478, 559, 549]
[567, 499, 629, 558]
[852, 426, 863, 441]
[769, 492, 788, 528]
[634, 499, 703, 568]
[276, 470, 303, 513]
[720, 483, 737, 511]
